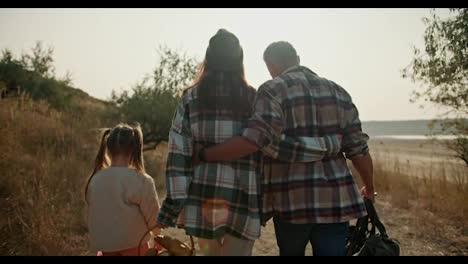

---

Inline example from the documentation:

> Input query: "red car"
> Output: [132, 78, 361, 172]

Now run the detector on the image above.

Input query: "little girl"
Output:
[85, 123, 161, 256]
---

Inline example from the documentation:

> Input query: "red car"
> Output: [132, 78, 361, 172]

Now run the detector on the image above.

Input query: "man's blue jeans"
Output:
[273, 217, 349, 256]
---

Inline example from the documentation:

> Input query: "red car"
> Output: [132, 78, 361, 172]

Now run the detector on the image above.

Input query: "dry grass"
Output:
[0, 95, 105, 255]
[365, 141, 468, 226]
[349, 140, 468, 255]
[143, 142, 168, 196]
[0, 95, 170, 255]
[1, 94, 466, 255]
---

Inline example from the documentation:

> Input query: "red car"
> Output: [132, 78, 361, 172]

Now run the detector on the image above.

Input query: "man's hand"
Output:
[351, 152, 375, 203]
[196, 136, 258, 162]
[360, 186, 376, 202]
[192, 143, 203, 167]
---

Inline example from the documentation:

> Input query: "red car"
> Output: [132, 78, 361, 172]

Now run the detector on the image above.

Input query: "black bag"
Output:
[346, 199, 400, 256]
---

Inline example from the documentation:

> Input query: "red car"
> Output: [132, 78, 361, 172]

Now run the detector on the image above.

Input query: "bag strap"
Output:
[364, 199, 388, 237]
[347, 215, 370, 255]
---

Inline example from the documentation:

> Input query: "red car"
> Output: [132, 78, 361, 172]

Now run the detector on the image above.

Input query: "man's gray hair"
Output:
[263, 41, 298, 68]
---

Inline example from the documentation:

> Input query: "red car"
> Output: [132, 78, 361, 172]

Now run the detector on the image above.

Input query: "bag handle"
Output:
[346, 199, 388, 255]
[137, 224, 195, 256]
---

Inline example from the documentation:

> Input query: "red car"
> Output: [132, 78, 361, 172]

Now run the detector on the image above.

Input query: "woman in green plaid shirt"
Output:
[155, 29, 341, 256]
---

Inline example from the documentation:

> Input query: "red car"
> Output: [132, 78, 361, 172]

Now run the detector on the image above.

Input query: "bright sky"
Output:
[0, 8, 453, 121]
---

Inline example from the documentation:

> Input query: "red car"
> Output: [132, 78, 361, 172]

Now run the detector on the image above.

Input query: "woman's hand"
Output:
[150, 228, 161, 236]
[155, 221, 168, 229]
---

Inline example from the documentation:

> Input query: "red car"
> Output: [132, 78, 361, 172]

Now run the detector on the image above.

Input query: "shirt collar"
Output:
[281, 65, 318, 76]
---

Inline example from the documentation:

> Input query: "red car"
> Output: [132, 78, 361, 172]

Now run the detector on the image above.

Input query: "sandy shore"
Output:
[368, 138, 466, 182]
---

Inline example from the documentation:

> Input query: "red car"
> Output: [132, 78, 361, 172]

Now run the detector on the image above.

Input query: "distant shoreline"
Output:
[370, 135, 461, 140]
[362, 119, 467, 137]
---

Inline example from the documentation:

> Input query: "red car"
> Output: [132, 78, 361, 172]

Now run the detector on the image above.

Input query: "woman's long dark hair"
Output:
[186, 29, 254, 116]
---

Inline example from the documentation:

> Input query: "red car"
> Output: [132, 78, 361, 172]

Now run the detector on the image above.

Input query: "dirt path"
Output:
[160, 198, 468, 256]
[374, 198, 468, 256]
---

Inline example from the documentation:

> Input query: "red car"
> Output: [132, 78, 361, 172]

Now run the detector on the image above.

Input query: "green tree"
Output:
[0, 42, 75, 110]
[402, 8, 468, 165]
[111, 46, 199, 151]
[20, 41, 56, 79]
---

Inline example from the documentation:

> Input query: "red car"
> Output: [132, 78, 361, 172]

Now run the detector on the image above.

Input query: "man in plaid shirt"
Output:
[197, 41, 375, 256]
